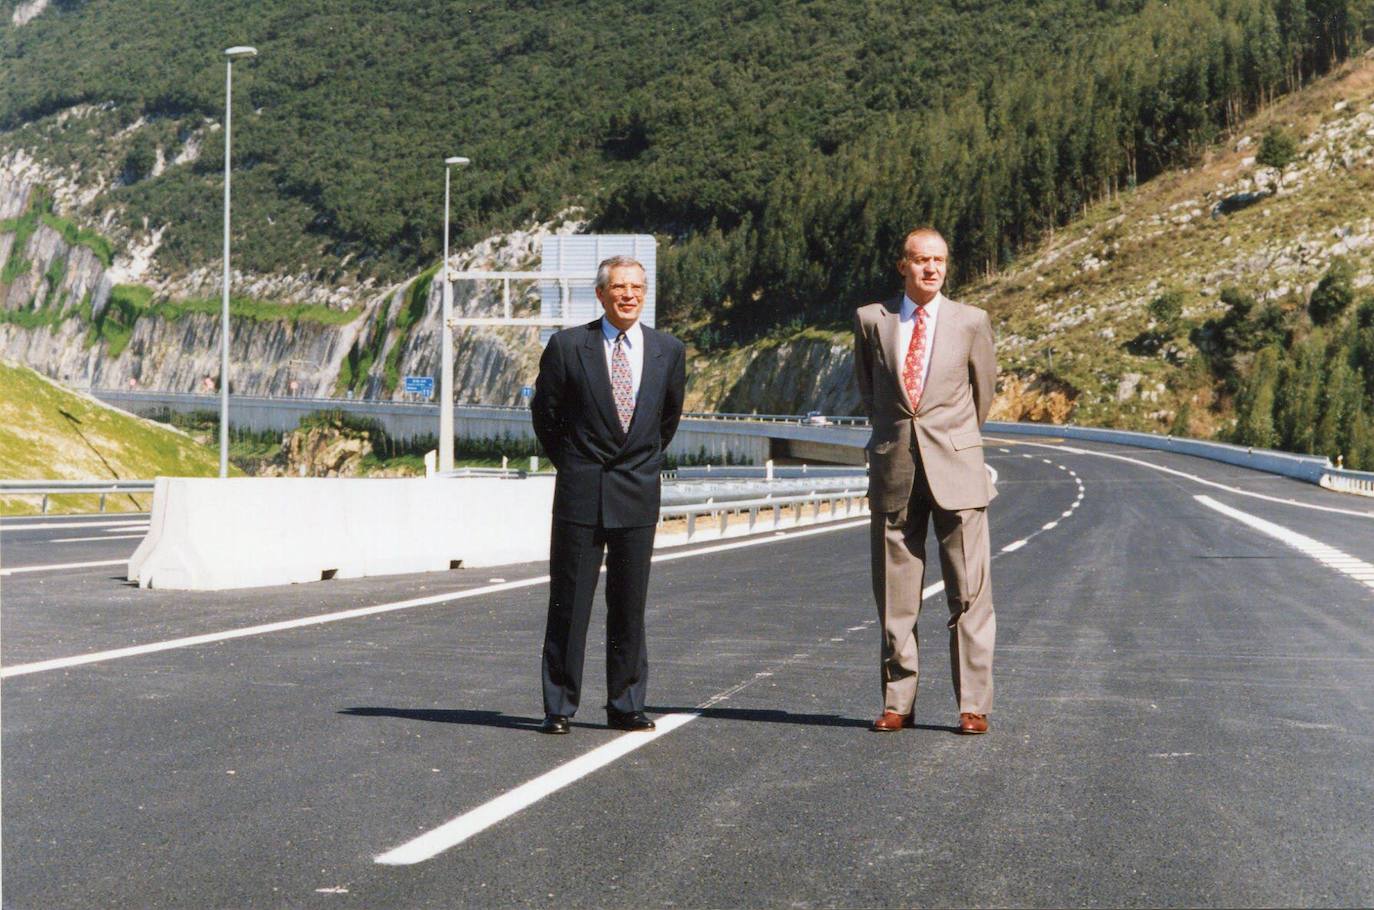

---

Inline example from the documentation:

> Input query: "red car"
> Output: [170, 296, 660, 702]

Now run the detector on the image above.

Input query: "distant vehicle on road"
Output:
[801, 411, 830, 426]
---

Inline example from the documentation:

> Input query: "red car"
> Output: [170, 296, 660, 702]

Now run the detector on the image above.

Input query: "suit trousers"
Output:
[541, 519, 655, 717]
[870, 461, 995, 716]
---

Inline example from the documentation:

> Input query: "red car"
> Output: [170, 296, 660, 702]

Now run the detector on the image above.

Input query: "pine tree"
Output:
[1234, 346, 1280, 448]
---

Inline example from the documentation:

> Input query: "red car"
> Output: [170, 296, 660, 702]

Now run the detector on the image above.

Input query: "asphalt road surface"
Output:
[2, 436, 1372, 908]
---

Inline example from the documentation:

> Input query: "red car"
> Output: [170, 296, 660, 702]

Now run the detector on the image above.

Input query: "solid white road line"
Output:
[377, 568, 956, 866]
[375, 711, 701, 865]
[372, 488, 1075, 867]
[0, 518, 872, 680]
[0, 520, 149, 533]
[55, 534, 147, 544]
[0, 559, 128, 577]
[1195, 495, 1374, 593]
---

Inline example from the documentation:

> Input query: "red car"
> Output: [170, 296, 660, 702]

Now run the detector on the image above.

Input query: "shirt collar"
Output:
[601, 316, 644, 346]
[900, 292, 943, 320]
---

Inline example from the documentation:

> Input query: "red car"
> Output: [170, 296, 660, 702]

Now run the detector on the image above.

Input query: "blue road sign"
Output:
[404, 376, 435, 398]
[520, 385, 534, 399]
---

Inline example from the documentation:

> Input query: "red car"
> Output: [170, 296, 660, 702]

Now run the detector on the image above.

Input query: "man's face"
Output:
[596, 265, 647, 331]
[899, 234, 948, 304]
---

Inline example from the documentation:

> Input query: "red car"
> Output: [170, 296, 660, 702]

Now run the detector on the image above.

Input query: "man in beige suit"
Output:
[853, 227, 998, 735]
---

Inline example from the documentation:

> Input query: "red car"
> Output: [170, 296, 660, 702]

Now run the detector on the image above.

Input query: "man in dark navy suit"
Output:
[531, 255, 686, 734]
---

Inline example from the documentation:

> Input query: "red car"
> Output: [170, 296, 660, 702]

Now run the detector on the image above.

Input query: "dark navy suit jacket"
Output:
[531, 319, 687, 528]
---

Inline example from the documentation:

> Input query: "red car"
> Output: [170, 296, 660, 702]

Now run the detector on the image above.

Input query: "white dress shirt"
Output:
[898, 292, 942, 395]
[600, 317, 644, 400]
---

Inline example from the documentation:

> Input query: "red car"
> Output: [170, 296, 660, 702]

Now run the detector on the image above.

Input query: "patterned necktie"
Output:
[901, 304, 928, 410]
[611, 331, 635, 432]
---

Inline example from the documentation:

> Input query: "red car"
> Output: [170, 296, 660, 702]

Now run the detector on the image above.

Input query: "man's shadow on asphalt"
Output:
[340, 706, 959, 734]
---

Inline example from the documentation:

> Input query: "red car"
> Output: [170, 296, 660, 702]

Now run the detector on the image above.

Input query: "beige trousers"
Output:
[870, 475, 995, 716]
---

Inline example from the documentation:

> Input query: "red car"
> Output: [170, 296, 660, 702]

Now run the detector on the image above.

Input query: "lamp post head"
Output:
[445, 156, 470, 168]
[224, 46, 258, 59]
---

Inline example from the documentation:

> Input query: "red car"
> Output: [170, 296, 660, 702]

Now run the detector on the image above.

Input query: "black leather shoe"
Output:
[539, 714, 571, 734]
[606, 709, 656, 731]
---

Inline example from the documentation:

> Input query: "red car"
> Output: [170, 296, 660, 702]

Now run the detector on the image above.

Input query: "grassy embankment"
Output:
[0, 360, 235, 515]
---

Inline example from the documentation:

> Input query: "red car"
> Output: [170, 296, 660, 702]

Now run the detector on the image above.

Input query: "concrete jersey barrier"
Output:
[128, 475, 556, 590]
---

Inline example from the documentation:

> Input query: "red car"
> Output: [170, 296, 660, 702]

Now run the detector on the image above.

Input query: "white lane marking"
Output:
[1195, 496, 1374, 593]
[1, 518, 872, 680]
[998, 438, 1374, 519]
[0, 559, 128, 577]
[1002, 540, 1028, 552]
[55, 534, 147, 544]
[379, 658, 794, 865]
[376, 711, 701, 865]
[376, 464, 1080, 865]
[0, 520, 149, 533]
[1042, 522, 1059, 530]
[1061, 510, 1073, 518]
[986, 464, 999, 486]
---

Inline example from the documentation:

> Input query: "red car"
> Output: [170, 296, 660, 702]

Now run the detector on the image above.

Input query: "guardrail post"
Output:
[99, 493, 107, 512]
[41, 494, 49, 514]
[686, 513, 696, 540]
[718, 509, 728, 536]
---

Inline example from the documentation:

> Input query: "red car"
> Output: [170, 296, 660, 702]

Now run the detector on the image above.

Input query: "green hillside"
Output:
[2, 0, 1369, 342]
[967, 54, 1374, 468]
[0, 360, 236, 514]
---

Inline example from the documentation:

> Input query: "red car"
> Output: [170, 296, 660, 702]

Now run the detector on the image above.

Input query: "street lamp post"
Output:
[440, 155, 470, 473]
[220, 45, 257, 478]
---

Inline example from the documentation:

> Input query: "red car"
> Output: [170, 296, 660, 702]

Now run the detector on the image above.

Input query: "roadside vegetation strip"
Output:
[1195, 496, 1374, 593]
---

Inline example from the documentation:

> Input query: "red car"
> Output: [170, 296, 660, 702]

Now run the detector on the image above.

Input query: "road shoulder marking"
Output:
[1195, 495, 1374, 593]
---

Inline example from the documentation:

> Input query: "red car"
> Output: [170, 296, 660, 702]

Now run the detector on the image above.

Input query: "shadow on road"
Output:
[341, 704, 959, 733]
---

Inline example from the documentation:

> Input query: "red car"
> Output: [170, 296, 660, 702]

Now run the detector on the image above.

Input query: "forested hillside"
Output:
[2, 0, 1369, 343]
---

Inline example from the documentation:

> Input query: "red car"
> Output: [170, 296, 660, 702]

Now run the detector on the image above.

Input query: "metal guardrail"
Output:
[660, 475, 866, 507]
[1320, 468, 1374, 498]
[0, 480, 156, 513]
[659, 487, 869, 542]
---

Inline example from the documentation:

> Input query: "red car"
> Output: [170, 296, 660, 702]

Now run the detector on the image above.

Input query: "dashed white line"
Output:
[1195, 496, 1374, 593]
[1001, 540, 1028, 553]
[997, 438, 1373, 518]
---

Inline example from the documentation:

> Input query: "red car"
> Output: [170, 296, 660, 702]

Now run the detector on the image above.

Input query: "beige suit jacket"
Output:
[853, 294, 997, 513]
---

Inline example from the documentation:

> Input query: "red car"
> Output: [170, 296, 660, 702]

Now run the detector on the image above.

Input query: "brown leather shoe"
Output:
[870, 711, 914, 732]
[958, 712, 989, 735]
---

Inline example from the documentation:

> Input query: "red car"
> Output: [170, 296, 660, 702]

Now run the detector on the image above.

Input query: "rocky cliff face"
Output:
[0, 161, 565, 404]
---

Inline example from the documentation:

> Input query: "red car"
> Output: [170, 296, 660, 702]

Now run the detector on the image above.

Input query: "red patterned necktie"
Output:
[611, 332, 635, 432]
[902, 304, 928, 410]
